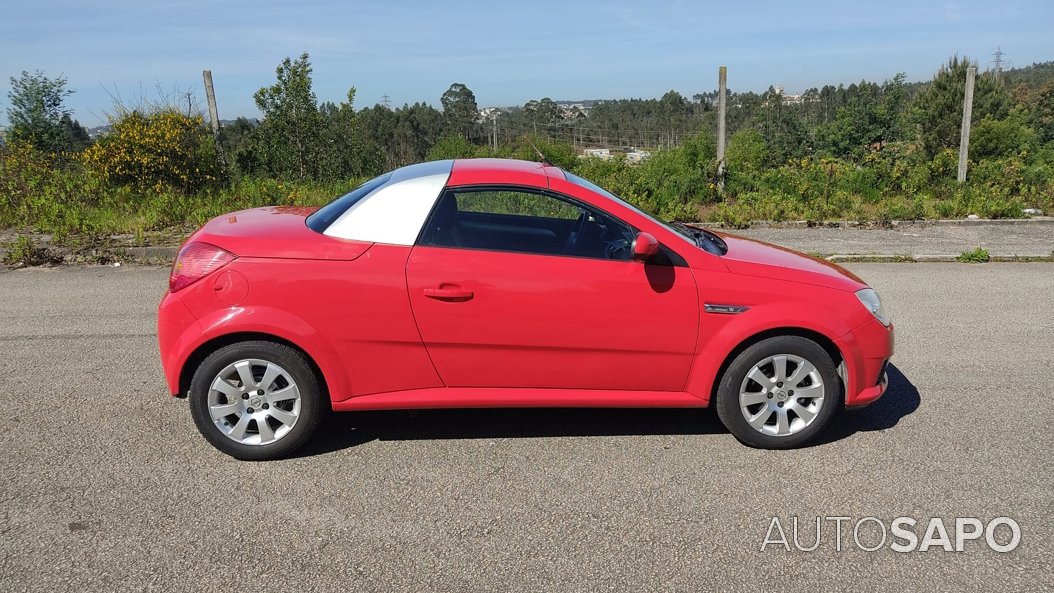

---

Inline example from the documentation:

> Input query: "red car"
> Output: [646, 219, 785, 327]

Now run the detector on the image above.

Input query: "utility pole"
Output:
[202, 70, 225, 168]
[958, 66, 976, 183]
[492, 112, 498, 152]
[202, 70, 221, 138]
[181, 91, 194, 117]
[717, 66, 728, 191]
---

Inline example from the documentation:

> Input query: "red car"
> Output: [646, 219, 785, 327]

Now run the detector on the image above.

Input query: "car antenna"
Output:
[523, 134, 551, 166]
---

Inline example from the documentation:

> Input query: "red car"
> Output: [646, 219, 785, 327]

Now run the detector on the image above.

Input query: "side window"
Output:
[418, 188, 636, 261]
[456, 190, 579, 219]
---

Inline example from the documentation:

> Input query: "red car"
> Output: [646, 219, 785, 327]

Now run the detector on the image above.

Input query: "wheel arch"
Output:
[691, 326, 846, 406]
[178, 332, 330, 402]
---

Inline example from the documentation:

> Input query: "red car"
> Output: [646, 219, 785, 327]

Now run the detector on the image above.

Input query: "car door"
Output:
[405, 187, 699, 392]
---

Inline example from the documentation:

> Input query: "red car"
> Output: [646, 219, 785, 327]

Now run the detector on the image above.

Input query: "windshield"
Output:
[562, 170, 726, 255]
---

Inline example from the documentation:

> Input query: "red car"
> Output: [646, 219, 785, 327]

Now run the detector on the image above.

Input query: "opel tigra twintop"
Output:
[158, 159, 893, 459]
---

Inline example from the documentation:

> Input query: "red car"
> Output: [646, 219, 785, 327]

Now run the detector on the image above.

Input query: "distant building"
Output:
[625, 150, 651, 163]
[583, 148, 611, 160]
[478, 106, 503, 121]
[559, 103, 590, 118]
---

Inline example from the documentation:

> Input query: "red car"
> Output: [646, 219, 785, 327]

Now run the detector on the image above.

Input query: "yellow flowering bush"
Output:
[82, 109, 221, 194]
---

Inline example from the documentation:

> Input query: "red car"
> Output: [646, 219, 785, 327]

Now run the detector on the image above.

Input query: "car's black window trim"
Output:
[414, 184, 687, 267]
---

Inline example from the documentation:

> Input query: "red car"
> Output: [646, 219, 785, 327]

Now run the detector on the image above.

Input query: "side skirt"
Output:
[331, 387, 708, 412]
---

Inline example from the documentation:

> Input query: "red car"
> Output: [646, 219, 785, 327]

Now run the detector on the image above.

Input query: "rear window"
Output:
[306, 173, 392, 233]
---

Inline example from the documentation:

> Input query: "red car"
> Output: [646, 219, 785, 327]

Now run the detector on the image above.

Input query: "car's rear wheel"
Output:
[189, 341, 323, 460]
[715, 335, 840, 449]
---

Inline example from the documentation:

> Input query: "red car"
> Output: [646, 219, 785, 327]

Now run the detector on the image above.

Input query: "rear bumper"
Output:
[835, 318, 894, 407]
[157, 290, 203, 396]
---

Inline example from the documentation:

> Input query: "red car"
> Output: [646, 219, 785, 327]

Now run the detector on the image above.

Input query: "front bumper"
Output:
[835, 317, 894, 408]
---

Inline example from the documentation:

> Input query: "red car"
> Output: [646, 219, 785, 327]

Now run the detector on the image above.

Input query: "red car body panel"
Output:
[447, 158, 555, 188]
[158, 159, 894, 414]
[717, 233, 867, 291]
[682, 268, 881, 405]
[406, 246, 700, 391]
[331, 387, 706, 412]
[195, 206, 372, 261]
[161, 244, 445, 400]
[836, 317, 894, 406]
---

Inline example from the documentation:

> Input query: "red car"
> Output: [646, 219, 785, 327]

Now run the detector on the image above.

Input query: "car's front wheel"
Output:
[716, 335, 840, 449]
[189, 341, 323, 460]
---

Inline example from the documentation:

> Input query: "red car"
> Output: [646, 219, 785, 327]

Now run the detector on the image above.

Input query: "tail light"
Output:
[169, 242, 236, 292]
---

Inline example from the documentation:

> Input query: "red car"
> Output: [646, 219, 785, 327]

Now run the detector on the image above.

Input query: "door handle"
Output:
[423, 287, 474, 301]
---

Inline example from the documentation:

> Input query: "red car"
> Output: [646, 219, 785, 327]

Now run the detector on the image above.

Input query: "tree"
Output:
[725, 129, 769, 194]
[58, 114, 91, 152]
[750, 87, 810, 165]
[523, 97, 562, 132]
[877, 73, 909, 144]
[253, 53, 325, 180]
[911, 56, 1011, 158]
[815, 77, 907, 159]
[440, 83, 479, 140]
[428, 134, 481, 160]
[356, 101, 444, 171]
[6, 70, 87, 153]
[817, 81, 882, 158]
[1032, 81, 1054, 144]
[320, 87, 373, 179]
[219, 117, 261, 177]
[971, 109, 1037, 159]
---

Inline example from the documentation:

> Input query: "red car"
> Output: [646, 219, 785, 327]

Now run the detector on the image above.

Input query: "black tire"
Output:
[715, 335, 841, 449]
[189, 340, 323, 460]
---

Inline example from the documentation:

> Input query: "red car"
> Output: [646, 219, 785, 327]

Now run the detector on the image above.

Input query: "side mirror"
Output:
[632, 232, 660, 262]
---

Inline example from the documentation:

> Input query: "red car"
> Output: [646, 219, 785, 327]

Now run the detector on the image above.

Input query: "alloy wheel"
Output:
[738, 354, 826, 437]
[207, 359, 302, 445]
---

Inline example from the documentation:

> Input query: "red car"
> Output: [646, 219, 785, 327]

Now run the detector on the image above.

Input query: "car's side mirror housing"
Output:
[632, 232, 660, 262]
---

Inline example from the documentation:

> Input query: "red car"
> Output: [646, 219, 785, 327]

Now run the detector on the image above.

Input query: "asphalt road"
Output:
[1, 264, 1052, 592]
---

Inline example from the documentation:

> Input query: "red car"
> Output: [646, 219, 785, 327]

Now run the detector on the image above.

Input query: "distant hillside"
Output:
[1002, 60, 1054, 89]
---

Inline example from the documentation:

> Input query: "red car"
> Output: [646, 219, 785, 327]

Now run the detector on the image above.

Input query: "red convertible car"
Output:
[158, 158, 893, 459]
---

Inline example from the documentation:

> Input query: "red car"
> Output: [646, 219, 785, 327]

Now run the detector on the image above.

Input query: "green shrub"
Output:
[957, 247, 991, 263]
[1, 235, 60, 267]
[0, 142, 104, 235]
[428, 135, 485, 161]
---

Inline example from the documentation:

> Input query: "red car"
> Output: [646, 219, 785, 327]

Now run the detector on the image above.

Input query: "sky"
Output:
[1, 0, 1052, 127]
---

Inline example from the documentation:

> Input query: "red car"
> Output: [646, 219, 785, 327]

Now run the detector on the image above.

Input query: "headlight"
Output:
[856, 288, 890, 326]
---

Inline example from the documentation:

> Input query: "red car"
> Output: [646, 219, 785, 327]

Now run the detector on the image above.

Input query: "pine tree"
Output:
[911, 56, 1011, 158]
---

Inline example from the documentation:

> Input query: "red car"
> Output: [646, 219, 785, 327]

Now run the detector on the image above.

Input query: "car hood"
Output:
[190, 206, 373, 260]
[713, 231, 867, 292]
